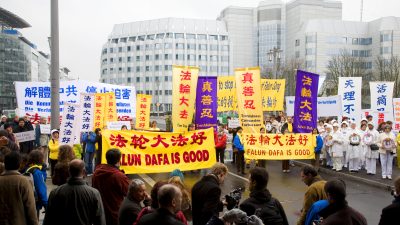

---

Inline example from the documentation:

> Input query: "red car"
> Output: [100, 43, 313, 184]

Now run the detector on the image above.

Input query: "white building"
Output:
[100, 18, 231, 113]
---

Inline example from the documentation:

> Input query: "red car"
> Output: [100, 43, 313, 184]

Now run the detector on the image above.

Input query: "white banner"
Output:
[394, 98, 400, 131]
[15, 80, 136, 120]
[59, 103, 80, 146]
[40, 124, 51, 134]
[338, 77, 362, 123]
[361, 109, 394, 128]
[370, 82, 394, 113]
[77, 93, 95, 133]
[285, 96, 342, 117]
[14, 130, 35, 143]
[106, 121, 131, 130]
[228, 118, 240, 128]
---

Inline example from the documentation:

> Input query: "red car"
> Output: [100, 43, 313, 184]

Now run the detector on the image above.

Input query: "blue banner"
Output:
[293, 70, 319, 133]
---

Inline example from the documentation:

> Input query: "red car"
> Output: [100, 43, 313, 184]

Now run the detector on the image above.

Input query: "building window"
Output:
[210, 55, 218, 61]
[380, 46, 392, 54]
[187, 54, 196, 60]
[127, 56, 131, 62]
[110, 68, 114, 73]
[138, 35, 145, 41]
[164, 43, 171, 49]
[210, 66, 218, 72]
[127, 77, 131, 83]
[145, 77, 150, 82]
[164, 54, 171, 60]
[120, 38, 127, 43]
[186, 33, 196, 39]
[164, 76, 169, 82]
[210, 45, 218, 51]
[164, 65, 172, 71]
[175, 33, 184, 39]
[199, 44, 207, 50]
[136, 45, 141, 51]
[145, 66, 151, 72]
[295, 39, 300, 46]
[306, 60, 314, 68]
[110, 58, 114, 63]
[136, 77, 140, 82]
[198, 55, 207, 61]
[118, 57, 122, 62]
[109, 48, 114, 53]
[221, 66, 229, 73]
[155, 54, 160, 60]
[102, 69, 107, 74]
[221, 45, 229, 51]
[146, 34, 155, 40]
[166, 33, 173, 38]
[129, 36, 136, 42]
[197, 34, 207, 40]
[127, 67, 131, 72]
[102, 48, 107, 54]
[380, 33, 392, 42]
[200, 65, 207, 72]
[112, 38, 118, 44]
[136, 66, 140, 72]
[352, 38, 359, 45]
[305, 35, 315, 43]
[176, 43, 185, 49]
[145, 55, 151, 61]
[156, 33, 165, 39]
[118, 47, 123, 52]
[221, 56, 229, 62]
[155, 43, 161, 49]
[118, 67, 123, 72]
[220, 35, 228, 41]
[187, 44, 196, 50]
[145, 44, 153, 50]
[176, 54, 184, 60]
[209, 35, 218, 40]
[155, 65, 160, 71]
[127, 46, 131, 52]
[136, 56, 141, 61]
[305, 48, 314, 55]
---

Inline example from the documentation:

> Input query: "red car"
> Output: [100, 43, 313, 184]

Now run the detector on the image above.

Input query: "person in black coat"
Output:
[379, 176, 400, 225]
[13, 118, 34, 154]
[240, 167, 289, 225]
[137, 184, 185, 225]
[192, 163, 228, 225]
[119, 179, 150, 225]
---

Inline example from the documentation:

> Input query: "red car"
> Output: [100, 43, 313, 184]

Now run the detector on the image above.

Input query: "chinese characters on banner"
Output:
[101, 127, 217, 174]
[338, 77, 362, 122]
[172, 65, 199, 132]
[78, 93, 94, 132]
[235, 67, 264, 133]
[14, 80, 136, 120]
[59, 103, 80, 146]
[195, 77, 218, 131]
[104, 92, 118, 124]
[93, 93, 106, 129]
[393, 98, 400, 131]
[361, 109, 392, 128]
[135, 94, 152, 130]
[370, 82, 394, 113]
[260, 79, 285, 111]
[217, 76, 237, 112]
[242, 133, 315, 160]
[293, 70, 319, 133]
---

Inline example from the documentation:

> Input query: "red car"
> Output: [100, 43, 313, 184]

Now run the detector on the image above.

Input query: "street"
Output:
[136, 160, 393, 225]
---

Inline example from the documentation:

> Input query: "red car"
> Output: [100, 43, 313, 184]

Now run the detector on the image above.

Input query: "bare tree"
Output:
[374, 56, 400, 97]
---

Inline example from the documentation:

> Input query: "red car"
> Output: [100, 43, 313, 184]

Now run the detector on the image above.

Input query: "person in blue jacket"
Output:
[305, 199, 329, 225]
[312, 128, 324, 170]
[233, 126, 245, 175]
[25, 149, 48, 217]
[82, 131, 97, 175]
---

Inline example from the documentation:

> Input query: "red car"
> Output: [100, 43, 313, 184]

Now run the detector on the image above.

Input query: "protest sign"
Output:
[338, 77, 362, 122]
[107, 121, 132, 130]
[195, 76, 218, 131]
[14, 130, 35, 143]
[217, 76, 237, 112]
[261, 79, 285, 111]
[135, 94, 152, 130]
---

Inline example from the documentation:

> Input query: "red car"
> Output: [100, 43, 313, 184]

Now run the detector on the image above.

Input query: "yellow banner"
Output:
[135, 94, 152, 130]
[261, 79, 286, 111]
[235, 67, 264, 133]
[104, 92, 117, 124]
[172, 65, 199, 132]
[243, 133, 315, 160]
[102, 127, 216, 173]
[217, 76, 238, 112]
[94, 93, 106, 129]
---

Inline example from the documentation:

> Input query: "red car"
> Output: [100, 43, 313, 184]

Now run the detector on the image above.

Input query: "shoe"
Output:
[382, 176, 386, 179]
[286, 170, 291, 173]
[388, 176, 392, 180]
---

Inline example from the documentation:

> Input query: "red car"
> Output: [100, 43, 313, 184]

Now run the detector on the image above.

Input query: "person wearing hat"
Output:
[0, 115, 7, 129]
[340, 121, 350, 169]
[331, 123, 344, 171]
[364, 122, 380, 175]
[360, 118, 368, 127]
[378, 125, 397, 180]
[48, 129, 60, 177]
[347, 122, 362, 173]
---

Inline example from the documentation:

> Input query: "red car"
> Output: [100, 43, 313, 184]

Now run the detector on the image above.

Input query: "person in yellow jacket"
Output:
[48, 129, 59, 177]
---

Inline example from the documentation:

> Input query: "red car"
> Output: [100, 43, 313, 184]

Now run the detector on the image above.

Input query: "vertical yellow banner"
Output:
[235, 67, 264, 133]
[135, 94, 152, 130]
[217, 76, 238, 112]
[172, 65, 199, 132]
[104, 92, 117, 124]
[94, 93, 106, 129]
[261, 79, 286, 111]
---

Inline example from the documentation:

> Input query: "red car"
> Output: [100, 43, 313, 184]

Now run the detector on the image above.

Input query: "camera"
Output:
[225, 187, 245, 210]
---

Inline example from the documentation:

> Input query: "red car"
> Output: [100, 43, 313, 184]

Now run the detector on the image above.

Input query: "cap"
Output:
[326, 124, 333, 130]
[341, 121, 348, 126]
[367, 122, 374, 126]
[1, 115, 6, 119]
[332, 123, 340, 127]
[51, 129, 59, 135]
[361, 118, 368, 122]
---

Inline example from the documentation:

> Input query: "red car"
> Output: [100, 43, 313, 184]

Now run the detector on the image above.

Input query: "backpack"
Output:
[254, 198, 284, 225]
[23, 166, 40, 203]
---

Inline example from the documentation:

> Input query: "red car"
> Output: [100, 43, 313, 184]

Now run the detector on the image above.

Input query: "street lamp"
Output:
[267, 47, 282, 79]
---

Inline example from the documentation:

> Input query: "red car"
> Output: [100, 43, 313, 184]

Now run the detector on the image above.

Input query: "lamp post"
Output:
[267, 47, 282, 79]
[50, 0, 60, 130]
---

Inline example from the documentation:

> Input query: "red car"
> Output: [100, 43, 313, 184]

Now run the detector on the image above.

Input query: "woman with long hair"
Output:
[52, 145, 76, 185]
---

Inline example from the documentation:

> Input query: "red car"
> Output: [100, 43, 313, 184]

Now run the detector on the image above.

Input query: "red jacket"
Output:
[215, 132, 227, 150]
[92, 164, 130, 225]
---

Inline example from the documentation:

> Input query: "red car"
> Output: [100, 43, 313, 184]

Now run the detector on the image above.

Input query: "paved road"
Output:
[140, 160, 393, 225]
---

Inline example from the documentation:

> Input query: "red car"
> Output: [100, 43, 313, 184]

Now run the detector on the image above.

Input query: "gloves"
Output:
[222, 209, 247, 223]
[247, 215, 264, 225]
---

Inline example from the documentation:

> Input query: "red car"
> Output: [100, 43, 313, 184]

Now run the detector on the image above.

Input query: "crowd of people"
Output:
[1, 113, 400, 225]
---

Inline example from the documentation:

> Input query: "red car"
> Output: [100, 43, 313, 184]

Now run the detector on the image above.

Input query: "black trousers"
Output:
[236, 151, 245, 173]
[216, 148, 225, 163]
[49, 159, 58, 177]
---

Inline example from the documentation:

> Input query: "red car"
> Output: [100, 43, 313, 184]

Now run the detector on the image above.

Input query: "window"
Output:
[109, 48, 114, 53]
[110, 68, 114, 73]
[221, 45, 229, 51]
[164, 90, 172, 95]
[136, 45, 141, 51]
[145, 66, 151, 72]
[127, 67, 131, 72]
[305, 35, 315, 43]
[127, 77, 131, 83]
[128, 36, 136, 42]
[127, 56, 131, 62]
[127, 46, 131, 52]
[220, 35, 228, 41]
[102, 48, 107, 54]
[110, 58, 114, 63]
[210, 66, 218, 72]
[360, 38, 372, 45]
[175, 33, 184, 39]
[221, 56, 229, 61]
[118, 67, 123, 72]
[295, 39, 300, 46]
[198, 55, 207, 61]
[221, 66, 229, 73]
[198, 34, 207, 40]
[164, 43, 171, 49]
[380, 46, 392, 54]
[187, 54, 196, 60]
[145, 77, 151, 82]
[209, 35, 218, 40]
[352, 38, 359, 45]
[176, 43, 185, 49]
[186, 33, 196, 39]
[112, 38, 118, 44]
[187, 44, 196, 50]
[145, 55, 151, 61]
[155, 65, 160, 71]
[156, 33, 165, 39]
[146, 34, 155, 40]
[155, 76, 160, 82]
[199, 44, 207, 50]
[118, 47, 123, 52]
[118, 57, 122, 62]
[305, 48, 314, 55]
[145, 44, 153, 50]
[165, 76, 169, 82]
[155, 54, 160, 60]
[380, 33, 392, 42]
[102, 69, 107, 74]
[164, 54, 171, 60]
[155, 43, 161, 49]
[165, 33, 173, 38]
[306, 60, 314, 68]
[164, 65, 172, 71]
[136, 66, 140, 72]
[176, 54, 184, 60]
[210, 55, 218, 61]
[136, 77, 140, 82]
[136, 56, 141, 62]
[137, 35, 145, 41]
[200, 65, 207, 72]
[210, 45, 218, 51]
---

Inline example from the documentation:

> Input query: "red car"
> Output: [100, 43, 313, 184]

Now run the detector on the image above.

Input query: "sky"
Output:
[2, 0, 400, 81]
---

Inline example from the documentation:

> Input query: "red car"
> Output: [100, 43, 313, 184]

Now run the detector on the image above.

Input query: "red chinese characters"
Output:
[110, 134, 128, 148]
[130, 135, 150, 149]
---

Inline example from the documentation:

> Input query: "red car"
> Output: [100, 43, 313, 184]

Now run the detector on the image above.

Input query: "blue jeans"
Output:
[85, 151, 95, 174]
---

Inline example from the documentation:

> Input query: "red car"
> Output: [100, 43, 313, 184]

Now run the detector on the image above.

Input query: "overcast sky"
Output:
[2, 0, 400, 81]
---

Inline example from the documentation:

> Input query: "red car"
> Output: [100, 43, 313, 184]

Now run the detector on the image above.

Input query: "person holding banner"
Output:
[340, 121, 350, 169]
[215, 125, 227, 164]
[378, 125, 397, 180]
[48, 129, 60, 177]
[331, 123, 344, 172]
[364, 122, 380, 175]
[347, 122, 362, 173]
[13, 118, 34, 154]
[35, 117, 50, 166]
[233, 127, 245, 175]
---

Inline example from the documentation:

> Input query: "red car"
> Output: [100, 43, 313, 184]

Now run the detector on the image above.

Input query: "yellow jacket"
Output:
[48, 139, 59, 160]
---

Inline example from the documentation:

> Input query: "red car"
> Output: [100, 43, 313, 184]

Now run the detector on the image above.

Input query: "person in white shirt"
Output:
[359, 123, 368, 170]
[340, 121, 350, 169]
[364, 122, 380, 175]
[378, 125, 397, 180]
[323, 124, 333, 168]
[347, 122, 362, 173]
[331, 123, 344, 171]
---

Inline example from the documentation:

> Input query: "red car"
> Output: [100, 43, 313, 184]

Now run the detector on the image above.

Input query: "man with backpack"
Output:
[239, 167, 289, 225]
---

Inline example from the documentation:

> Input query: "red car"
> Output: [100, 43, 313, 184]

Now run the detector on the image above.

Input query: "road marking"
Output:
[138, 174, 156, 187]
[228, 172, 249, 182]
